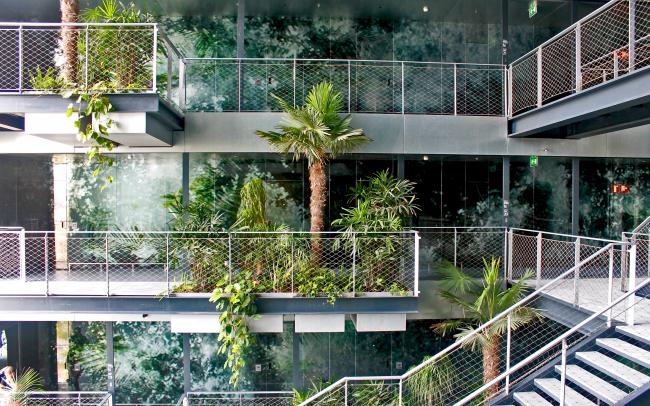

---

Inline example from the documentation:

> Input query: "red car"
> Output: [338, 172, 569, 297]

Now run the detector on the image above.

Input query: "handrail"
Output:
[183, 56, 505, 68]
[457, 267, 650, 405]
[509, 227, 622, 245]
[299, 241, 622, 404]
[0, 22, 158, 27]
[631, 215, 650, 234]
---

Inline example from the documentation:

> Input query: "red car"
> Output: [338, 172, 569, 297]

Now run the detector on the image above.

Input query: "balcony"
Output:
[0, 229, 418, 300]
[508, 0, 650, 138]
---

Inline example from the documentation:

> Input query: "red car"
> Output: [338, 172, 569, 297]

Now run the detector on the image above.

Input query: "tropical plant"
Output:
[403, 355, 456, 405]
[29, 66, 70, 91]
[332, 171, 419, 292]
[256, 82, 370, 233]
[0, 367, 43, 402]
[432, 257, 540, 399]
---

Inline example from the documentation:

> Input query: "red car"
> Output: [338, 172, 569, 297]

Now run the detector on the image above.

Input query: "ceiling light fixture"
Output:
[422, 6, 429, 12]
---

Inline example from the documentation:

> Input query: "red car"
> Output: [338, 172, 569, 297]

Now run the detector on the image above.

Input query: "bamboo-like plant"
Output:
[403, 356, 456, 405]
[432, 258, 540, 399]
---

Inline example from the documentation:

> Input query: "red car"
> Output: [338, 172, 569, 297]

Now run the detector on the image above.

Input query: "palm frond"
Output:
[437, 261, 479, 295]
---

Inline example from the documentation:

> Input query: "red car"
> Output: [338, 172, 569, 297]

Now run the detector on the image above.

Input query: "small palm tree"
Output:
[433, 258, 540, 399]
[256, 82, 371, 233]
[0, 367, 43, 404]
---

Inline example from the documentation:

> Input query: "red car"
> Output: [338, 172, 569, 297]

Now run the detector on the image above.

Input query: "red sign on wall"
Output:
[611, 183, 630, 194]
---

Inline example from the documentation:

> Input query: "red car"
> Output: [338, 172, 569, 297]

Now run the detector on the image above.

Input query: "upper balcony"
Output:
[508, 0, 650, 138]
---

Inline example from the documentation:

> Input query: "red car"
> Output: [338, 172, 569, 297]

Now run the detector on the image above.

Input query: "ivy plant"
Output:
[209, 271, 258, 386]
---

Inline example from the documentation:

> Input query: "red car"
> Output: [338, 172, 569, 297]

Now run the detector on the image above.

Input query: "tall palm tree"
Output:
[433, 258, 540, 399]
[256, 82, 371, 233]
[60, 0, 79, 84]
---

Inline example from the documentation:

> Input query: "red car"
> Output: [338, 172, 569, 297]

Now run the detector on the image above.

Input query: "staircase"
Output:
[506, 325, 650, 405]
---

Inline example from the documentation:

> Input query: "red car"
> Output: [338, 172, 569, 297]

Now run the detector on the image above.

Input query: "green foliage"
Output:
[232, 178, 268, 230]
[0, 368, 43, 399]
[29, 66, 70, 91]
[257, 82, 370, 166]
[294, 264, 348, 304]
[433, 258, 540, 349]
[64, 85, 116, 190]
[291, 380, 340, 406]
[404, 356, 456, 405]
[210, 272, 258, 387]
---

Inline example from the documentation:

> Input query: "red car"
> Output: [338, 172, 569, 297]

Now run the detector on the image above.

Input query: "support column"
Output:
[501, 0, 509, 64]
[106, 322, 115, 395]
[292, 331, 301, 390]
[53, 155, 68, 270]
[397, 156, 405, 179]
[183, 333, 191, 393]
[503, 157, 510, 227]
[182, 152, 190, 209]
[236, 0, 246, 58]
[572, 158, 579, 235]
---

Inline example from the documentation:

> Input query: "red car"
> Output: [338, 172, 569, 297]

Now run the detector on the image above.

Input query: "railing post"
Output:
[507, 229, 513, 281]
[613, 51, 619, 78]
[238, 59, 242, 112]
[166, 233, 170, 296]
[506, 66, 511, 117]
[414, 232, 420, 296]
[292, 58, 297, 107]
[607, 245, 614, 327]
[352, 233, 357, 296]
[166, 39, 173, 100]
[152, 25, 158, 93]
[105, 234, 110, 296]
[622, 233, 629, 292]
[228, 233, 233, 283]
[575, 23, 582, 92]
[44, 235, 49, 296]
[629, 0, 636, 72]
[178, 59, 186, 110]
[401, 61, 405, 114]
[574, 237, 581, 306]
[398, 378, 404, 406]
[559, 339, 567, 406]
[536, 47, 543, 107]
[453, 228, 458, 266]
[344, 380, 348, 405]
[19, 228, 26, 281]
[627, 242, 637, 326]
[291, 237, 295, 294]
[18, 25, 23, 92]
[536, 232, 542, 286]
[505, 313, 512, 395]
[347, 60, 352, 113]
[453, 63, 458, 116]
[84, 27, 89, 88]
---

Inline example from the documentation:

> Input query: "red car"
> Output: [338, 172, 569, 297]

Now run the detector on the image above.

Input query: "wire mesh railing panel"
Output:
[346, 380, 400, 406]
[510, 233, 537, 280]
[510, 54, 538, 115]
[0, 28, 19, 91]
[636, 0, 650, 69]
[185, 392, 293, 406]
[182, 59, 505, 116]
[0, 24, 157, 93]
[541, 29, 576, 103]
[0, 392, 111, 406]
[456, 230, 505, 278]
[0, 231, 21, 279]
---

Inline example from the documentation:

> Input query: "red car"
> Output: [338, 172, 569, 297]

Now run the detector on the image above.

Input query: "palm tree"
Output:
[256, 82, 371, 233]
[433, 258, 540, 399]
[0, 367, 43, 405]
[60, 0, 79, 84]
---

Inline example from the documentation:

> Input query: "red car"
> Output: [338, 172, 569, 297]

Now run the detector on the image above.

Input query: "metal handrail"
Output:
[457, 266, 650, 405]
[299, 240, 624, 405]
[0, 22, 158, 27]
[183, 56, 505, 68]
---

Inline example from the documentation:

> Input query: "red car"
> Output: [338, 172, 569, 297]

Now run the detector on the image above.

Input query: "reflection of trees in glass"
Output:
[113, 322, 183, 404]
[580, 160, 650, 239]
[160, 16, 236, 58]
[510, 159, 572, 233]
[66, 322, 108, 391]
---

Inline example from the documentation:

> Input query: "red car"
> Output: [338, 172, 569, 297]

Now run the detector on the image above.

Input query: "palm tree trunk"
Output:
[309, 161, 326, 263]
[482, 334, 501, 399]
[60, 0, 79, 84]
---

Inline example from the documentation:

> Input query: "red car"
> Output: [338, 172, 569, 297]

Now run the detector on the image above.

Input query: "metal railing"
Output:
[181, 58, 506, 116]
[176, 392, 293, 406]
[0, 392, 111, 406]
[0, 23, 159, 93]
[509, 0, 650, 116]
[0, 229, 419, 297]
[299, 219, 650, 405]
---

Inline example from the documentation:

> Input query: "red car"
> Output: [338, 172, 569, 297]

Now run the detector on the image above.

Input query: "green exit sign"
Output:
[529, 155, 539, 168]
[529, 0, 538, 18]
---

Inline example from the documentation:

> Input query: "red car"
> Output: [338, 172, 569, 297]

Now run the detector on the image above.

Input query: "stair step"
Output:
[553, 364, 627, 404]
[513, 391, 553, 406]
[576, 351, 650, 389]
[534, 378, 596, 406]
[597, 338, 650, 369]
[616, 324, 650, 346]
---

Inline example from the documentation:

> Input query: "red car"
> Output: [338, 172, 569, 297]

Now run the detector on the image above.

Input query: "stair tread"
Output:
[597, 338, 650, 369]
[554, 364, 627, 404]
[535, 378, 597, 406]
[617, 324, 650, 345]
[513, 391, 553, 406]
[577, 351, 650, 389]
